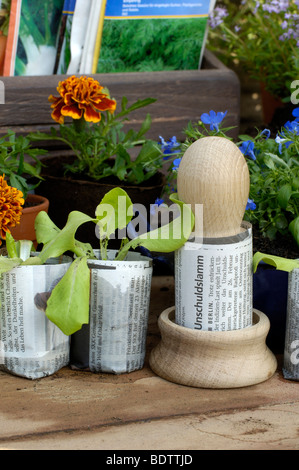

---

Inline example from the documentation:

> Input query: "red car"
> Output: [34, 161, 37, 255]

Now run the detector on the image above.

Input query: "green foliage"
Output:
[98, 18, 208, 72]
[169, 108, 299, 248]
[241, 124, 299, 246]
[208, 0, 299, 100]
[30, 96, 165, 185]
[253, 251, 299, 273]
[0, 1, 11, 35]
[1, 188, 194, 335]
[0, 130, 47, 199]
[181, 117, 234, 152]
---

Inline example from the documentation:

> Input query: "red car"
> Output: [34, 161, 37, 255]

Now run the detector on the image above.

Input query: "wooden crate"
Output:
[0, 50, 240, 145]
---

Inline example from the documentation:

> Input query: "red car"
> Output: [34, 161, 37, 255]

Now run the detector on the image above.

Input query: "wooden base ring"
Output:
[149, 307, 277, 389]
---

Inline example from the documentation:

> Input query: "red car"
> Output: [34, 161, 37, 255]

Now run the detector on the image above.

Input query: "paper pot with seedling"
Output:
[0, 186, 194, 377]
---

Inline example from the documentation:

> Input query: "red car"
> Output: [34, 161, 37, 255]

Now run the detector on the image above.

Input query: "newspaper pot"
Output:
[70, 250, 153, 374]
[175, 224, 253, 332]
[253, 264, 288, 354]
[149, 307, 277, 389]
[0, 255, 71, 379]
[38, 153, 165, 246]
[10, 194, 49, 247]
[283, 266, 299, 381]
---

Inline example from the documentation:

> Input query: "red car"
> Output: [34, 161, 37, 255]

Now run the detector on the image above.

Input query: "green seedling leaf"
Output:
[95, 187, 134, 240]
[35, 210, 96, 263]
[17, 240, 33, 261]
[35, 211, 61, 245]
[21, 256, 43, 266]
[45, 257, 90, 336]
[0, 256, 22, 275]
[116, 193, 194, 260]
[253, 251, 299, 273]
[5, 232, 18, 258]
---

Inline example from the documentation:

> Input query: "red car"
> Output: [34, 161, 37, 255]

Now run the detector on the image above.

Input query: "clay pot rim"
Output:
[40, 153, 166, 191]
[42, 172, 166, 191]
[23, 194, 49, 214]
[160, 306, 270, 342]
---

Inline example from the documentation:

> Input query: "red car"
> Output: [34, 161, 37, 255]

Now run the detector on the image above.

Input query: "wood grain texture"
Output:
[0, 277, 298, 450]
[0, 51, 240, 142]
[177, 136, 250, 237]
[149, 307, 277, 389]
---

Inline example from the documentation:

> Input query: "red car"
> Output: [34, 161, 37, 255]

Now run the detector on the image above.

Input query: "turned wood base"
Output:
[149, 307, 277, 389]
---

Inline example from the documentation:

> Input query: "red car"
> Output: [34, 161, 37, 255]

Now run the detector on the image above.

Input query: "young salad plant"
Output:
[0, 188, 194, 336]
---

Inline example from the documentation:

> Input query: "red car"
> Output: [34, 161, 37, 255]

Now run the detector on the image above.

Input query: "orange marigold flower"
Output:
[48, 75, 117, 124]
[0, 175, 24, 245]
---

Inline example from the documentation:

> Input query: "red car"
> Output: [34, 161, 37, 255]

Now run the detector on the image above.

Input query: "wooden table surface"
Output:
[0, 276, 298, 451]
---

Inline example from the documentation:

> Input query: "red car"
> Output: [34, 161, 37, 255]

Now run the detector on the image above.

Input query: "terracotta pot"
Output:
[10, 194, 49, 246]
[0, 31, 7, 75]
[38, 153, 165, 247]
[260, 82, 284, 125]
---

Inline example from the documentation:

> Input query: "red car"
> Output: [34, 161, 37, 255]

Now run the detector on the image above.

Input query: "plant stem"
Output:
[73, 116, 87, 134]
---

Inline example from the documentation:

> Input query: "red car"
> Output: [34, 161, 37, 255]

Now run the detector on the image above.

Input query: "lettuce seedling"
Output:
[0, 188, 194, 335]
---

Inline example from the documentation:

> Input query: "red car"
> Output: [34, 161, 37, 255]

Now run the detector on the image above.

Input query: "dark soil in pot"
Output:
[252, 225, 298, 260]
[37, 153, 165, 248]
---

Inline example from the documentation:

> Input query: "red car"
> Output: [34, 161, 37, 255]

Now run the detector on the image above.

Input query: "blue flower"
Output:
[276, 120, 299, 152]
[283, 120, 299, 134]
[154, 198, 164, 207]
[260, 128, 271, 139]
[159, 136, 180, 159]
[208, 6, 228, 29]
[172, 158, 182, 171]
[239, 140, 256, 160]
[246, 198, 256, 211]
[292, 107, 299, 121]
[275, 135, 290, 153]
[200, 110, 227, 132]
[150, 198, 167, 216]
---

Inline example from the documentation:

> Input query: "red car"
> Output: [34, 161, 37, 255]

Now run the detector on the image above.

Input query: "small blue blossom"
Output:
[154, 198, 164, 206]
[159, 136, 180, 160]
[150, 198, 168, 217]
[172, 158, 182, 171]
[208, 6, 228, 29]
[276, 120, 299, 152]
[292, 107, 299, 121]
[200, 110, 227, 132]
[275, 135, 290, 153]
[284, 120, 299, 133]
[260, 128, 271, 139]
[239, 140, 256, 160]
[246, 198, 256, 211]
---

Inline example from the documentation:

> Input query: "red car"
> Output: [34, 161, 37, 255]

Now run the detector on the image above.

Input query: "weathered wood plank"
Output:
[0, 276, 297, 451]
[0, 51, 240, 142]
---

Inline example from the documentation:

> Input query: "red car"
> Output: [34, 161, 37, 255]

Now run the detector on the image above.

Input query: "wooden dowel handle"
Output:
[177, 136, 250, 238]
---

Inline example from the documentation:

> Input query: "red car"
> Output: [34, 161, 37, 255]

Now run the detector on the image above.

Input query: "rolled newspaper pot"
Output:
[175, 224, 253, 331]
[283, 266, 299, 381]
[70, 250, 153, 374]
[0, 256, 71, 379]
